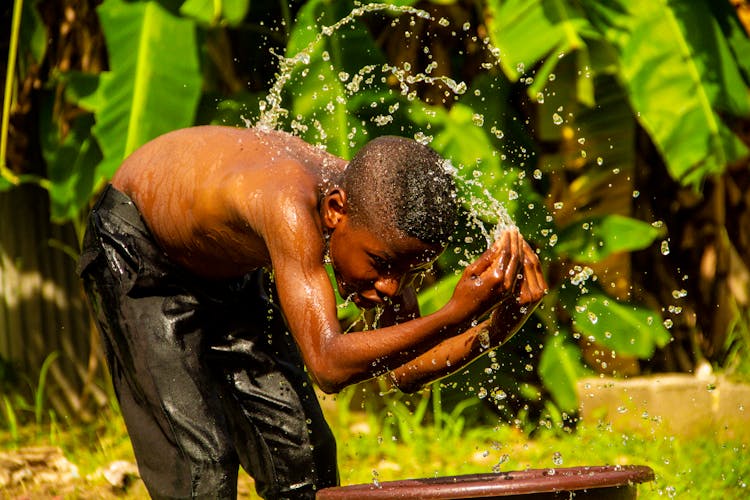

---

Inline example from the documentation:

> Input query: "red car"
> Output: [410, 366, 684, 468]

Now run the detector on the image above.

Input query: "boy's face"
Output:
[328, 218, 443, 309]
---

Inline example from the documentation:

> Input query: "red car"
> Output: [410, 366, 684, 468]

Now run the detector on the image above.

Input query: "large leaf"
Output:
[583, 0, 750, 187]
[280, 0, 389, 158]
[485, 0, 600, 104]
[538, 332, 590, 413]
[179, 0, 250, 26]
[93, 0, 202, 180]
[554, 214, 662, 263]
[40, 107, 101, 222]
[572, 292, 672, 358]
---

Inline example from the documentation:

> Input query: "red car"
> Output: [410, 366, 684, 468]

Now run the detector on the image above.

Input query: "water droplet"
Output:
[660, 240, 670, 255]
[587, 311, 598, 324]
[478, 329, 491, 350]
[549, 234, 558, 246]
[472, 113, 485, 126]
[414, 131, 432, 145]
[536, 92, 545, 103]
[552, 113, 564, 125]
[552, 452, 563, 466]
[508, 190, 518, 200]
[372, 470, 381, 488]
[492, 454, 510, 473]
[438, 17, 450, 27]
[632, 190, 640, 198]
[553, 201, 564, 210]
[493, 389, 507, 401]
[663, 318, 673, 329]
[477, 387, 488, 399]
[533, 169, 542, 179]
[524, 364, 533, 372]
[671, 289, 687, 299]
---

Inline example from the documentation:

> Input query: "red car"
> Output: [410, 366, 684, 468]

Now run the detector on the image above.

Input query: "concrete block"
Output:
[576, 374, 749, 442]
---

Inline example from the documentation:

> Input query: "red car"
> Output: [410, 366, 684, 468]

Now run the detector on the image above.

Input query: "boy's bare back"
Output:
[112, 126, 346, 278]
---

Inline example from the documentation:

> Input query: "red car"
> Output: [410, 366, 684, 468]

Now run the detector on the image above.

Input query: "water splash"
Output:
[256, 3, 441, 130]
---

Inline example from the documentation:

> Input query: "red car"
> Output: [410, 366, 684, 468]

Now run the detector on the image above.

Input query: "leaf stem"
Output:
[1, 0, 24, 186]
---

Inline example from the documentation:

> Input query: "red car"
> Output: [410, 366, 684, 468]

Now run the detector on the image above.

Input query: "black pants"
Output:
[78, 185, 338, 499]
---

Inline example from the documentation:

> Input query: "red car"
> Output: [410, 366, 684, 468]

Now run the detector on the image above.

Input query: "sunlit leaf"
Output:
[93, 0, 202, 180]
[554, 214, 661, 262]
[180, 0, 250, 26]
[284, 0, 387, 158]
[582, 0, 750, 187]
[572, 292, 672, 358]
[485, 0, 599, 104]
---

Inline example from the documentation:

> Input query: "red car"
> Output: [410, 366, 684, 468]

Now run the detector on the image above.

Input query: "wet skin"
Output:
[112, 125, 548, 393]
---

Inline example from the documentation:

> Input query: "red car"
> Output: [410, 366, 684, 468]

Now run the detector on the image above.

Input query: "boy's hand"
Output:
[488, 238, 548, 344]
[449, 228, 525, 319]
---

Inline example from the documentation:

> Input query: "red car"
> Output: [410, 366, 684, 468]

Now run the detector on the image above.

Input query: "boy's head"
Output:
[341, 136, 458, 245]
[321, 136, 459, 307]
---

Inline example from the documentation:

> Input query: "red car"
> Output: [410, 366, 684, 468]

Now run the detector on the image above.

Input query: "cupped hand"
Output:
[487, 238, 548, 344]
[449, 228, 525, 319]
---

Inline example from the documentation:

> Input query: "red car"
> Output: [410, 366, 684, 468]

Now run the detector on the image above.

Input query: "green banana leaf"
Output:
[554, 214, 662, 263]
[572, 292, 672, 359]
[180, 0, 250, 26]
[538, 332, 591, 413]
[485, 0, 599, 105]
[283, 0, 390, 158]
[583, 0, 750, 187]
[93, 0, 202, 180]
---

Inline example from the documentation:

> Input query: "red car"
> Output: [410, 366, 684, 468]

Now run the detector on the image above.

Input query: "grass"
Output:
[2, 385, 749, 499]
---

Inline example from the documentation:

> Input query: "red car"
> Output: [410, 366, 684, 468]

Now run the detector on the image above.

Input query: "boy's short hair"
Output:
[341, 136, 458, 246]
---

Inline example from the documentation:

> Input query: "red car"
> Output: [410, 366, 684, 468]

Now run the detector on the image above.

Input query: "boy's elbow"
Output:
[307, 361, 350, 394]
[315, 378, 345, 395]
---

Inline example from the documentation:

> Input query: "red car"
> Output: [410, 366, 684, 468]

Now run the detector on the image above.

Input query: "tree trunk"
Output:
[0, 183, 107, 421]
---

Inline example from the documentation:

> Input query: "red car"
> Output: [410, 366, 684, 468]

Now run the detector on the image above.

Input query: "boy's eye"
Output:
[370, 255, 391, 272]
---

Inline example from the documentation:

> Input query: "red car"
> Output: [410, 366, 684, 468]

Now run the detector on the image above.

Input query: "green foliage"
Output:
[180, 0, 250, 26]
[584, 0, 750, 187]
[555, 214, 662, 263]
[93, 0, 202, 179]
[6, 0, 749, 423]
[0, 352, 59, 445]
[572, 291, 672, 358]
[538, 333, 591, 413]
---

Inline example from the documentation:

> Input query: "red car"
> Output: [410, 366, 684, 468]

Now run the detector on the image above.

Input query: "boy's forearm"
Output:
[389, 298, 538, 393]
[388, 318, 494, 393]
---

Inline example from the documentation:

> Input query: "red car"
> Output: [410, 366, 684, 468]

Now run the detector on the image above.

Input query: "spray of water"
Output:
[254, 2, 517, 256]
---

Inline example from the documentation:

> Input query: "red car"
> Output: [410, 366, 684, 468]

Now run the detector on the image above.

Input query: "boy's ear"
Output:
[321, 187, 348, 229]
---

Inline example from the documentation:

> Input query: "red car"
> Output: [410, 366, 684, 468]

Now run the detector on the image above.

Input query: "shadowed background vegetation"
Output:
[2, 0, 749, 446]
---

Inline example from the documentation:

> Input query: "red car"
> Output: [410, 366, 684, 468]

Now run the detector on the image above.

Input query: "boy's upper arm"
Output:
[262, 204, 343, 382]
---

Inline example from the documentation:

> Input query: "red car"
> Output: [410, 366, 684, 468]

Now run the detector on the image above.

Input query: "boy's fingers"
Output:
[466, 234, 504, 276]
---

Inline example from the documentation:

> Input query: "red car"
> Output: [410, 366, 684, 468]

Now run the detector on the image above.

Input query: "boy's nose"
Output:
[374, 276, 400, 298]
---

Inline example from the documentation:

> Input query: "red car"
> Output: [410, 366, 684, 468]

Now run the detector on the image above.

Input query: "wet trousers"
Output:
[78, 185, 338, 499]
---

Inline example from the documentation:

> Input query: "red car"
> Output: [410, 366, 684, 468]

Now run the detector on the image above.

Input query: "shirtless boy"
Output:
[78, 125, 547, 500]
